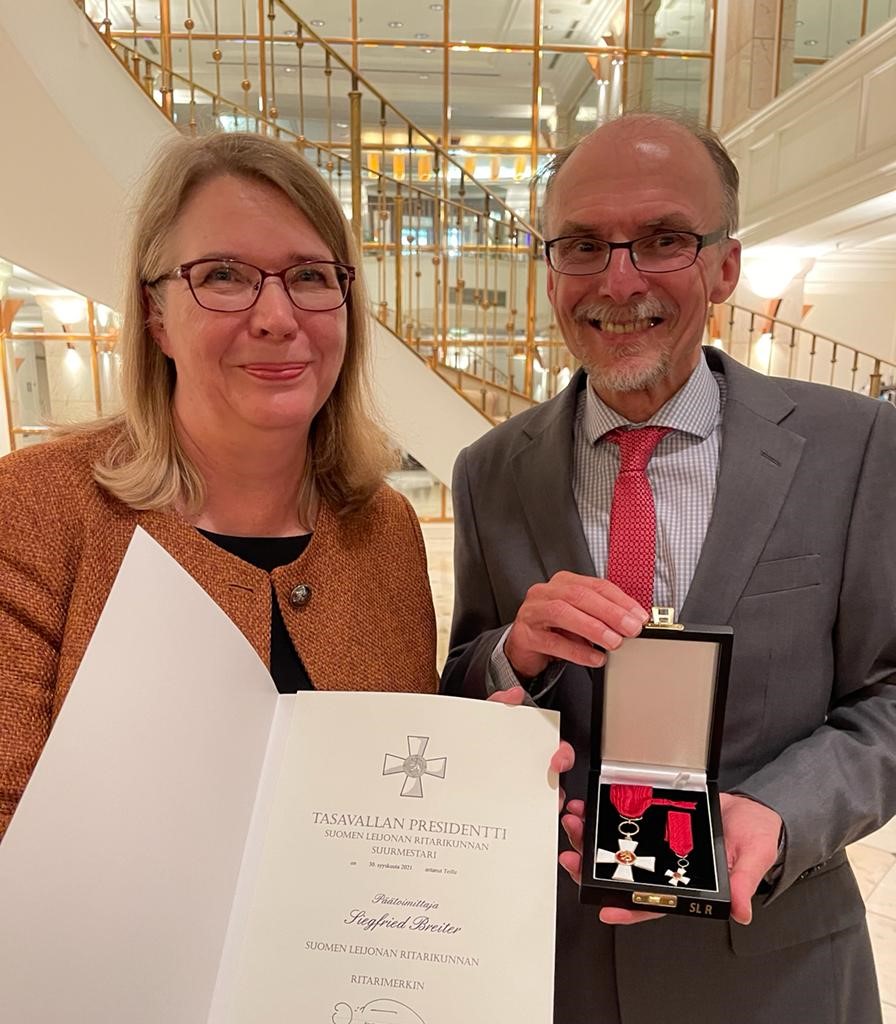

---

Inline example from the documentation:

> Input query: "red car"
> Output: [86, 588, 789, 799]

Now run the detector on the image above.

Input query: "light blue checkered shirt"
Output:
[490, 355, 726, 693]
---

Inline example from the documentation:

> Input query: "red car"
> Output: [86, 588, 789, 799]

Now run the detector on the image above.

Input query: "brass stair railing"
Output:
[79, 0, 575, 411]
[710, 302, 896, 399]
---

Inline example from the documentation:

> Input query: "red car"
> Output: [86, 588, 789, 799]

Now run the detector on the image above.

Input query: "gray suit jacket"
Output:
[442, 348, 896, 1023]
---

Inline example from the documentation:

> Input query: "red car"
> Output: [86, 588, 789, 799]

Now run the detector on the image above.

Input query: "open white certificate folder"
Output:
[0, 528, 559, 1023]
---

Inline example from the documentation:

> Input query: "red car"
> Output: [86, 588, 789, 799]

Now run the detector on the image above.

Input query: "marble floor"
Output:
[421, 521, 896, 1019]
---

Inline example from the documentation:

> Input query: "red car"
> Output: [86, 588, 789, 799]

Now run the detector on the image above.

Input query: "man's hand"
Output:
[560, 800, 661, 924]
[487, 686, 574, 810]
[504, 572, 650, 679]
[559, 793, 783, 926]
[721, 793, 782, 926]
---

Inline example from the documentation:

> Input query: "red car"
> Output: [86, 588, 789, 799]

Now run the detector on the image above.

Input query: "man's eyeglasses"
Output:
[147, 258, 355, 312]
[544, 228, 728, 276]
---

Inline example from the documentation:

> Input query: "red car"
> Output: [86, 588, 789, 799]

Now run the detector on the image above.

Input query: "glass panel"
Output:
[630, 0, 713, 52]
[447, 50, 536, 145]
[389, 457, 446, 518]
[356, 43, 446, 139]
[793, 0, 861, 60]
[623, 54, 711, 123]
[547, 0, 626, 48]
[448, 0, 533, 44]
[866, 0, 896, 33]
[99, 348, 124, 414]
[543, 51, 625, 147]
[7, 339, 96, 429]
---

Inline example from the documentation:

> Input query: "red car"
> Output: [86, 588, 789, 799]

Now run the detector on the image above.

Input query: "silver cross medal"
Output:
[665, 865, 691, 886]
[596, 839, 655, 881]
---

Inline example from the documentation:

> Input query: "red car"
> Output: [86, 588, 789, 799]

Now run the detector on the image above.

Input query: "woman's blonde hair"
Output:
[94, 131, 395, 519]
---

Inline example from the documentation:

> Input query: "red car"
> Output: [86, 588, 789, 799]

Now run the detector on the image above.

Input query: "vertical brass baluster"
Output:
[870, 360, 882, 399]
[211, 0, 222, 124]
[238, 0, 253, 128]
[829, 343, 838, 387]
[184, 0, 197, 135]
[472, 211, 484, 379]
[808, 334, 818, 383]
[256, 0, 268, 133]
[509, 220, 520, 394]
[159, 0, 173, 119]
[86, 300, 102, 416]
[266, 1, 279, 132]
[296, 23, 306, 146]
[850, 349, 859, 392]
[0, 323, 15, 452]
[394, 186, 404, 336]
[436, 150, 450, 366]
[349, 80, 363, 249]
[324, 51, 334, 184]
[454, 179, 465, 358]
[413, 194, 423, 350]
[376, 149, 388, 324]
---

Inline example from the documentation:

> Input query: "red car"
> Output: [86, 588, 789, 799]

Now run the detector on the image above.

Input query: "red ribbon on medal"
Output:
[665, 810, 694, 859]
[610, 784, 697, 819]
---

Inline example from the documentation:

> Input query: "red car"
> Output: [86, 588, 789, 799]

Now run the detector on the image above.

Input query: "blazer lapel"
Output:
[510, 371, 596, 581]
[681, 351, 805, 625]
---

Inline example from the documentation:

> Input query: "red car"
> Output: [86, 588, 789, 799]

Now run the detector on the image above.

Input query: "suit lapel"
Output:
[510, 371, 596, 581]
[681, 352, 805, 625]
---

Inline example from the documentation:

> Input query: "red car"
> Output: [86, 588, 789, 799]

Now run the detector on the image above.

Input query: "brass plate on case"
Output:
[633, 892, 678, 908]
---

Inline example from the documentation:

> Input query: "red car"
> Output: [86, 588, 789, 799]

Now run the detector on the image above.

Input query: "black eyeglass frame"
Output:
[543, 227, 730, 276]
[147, 257, 357, 312]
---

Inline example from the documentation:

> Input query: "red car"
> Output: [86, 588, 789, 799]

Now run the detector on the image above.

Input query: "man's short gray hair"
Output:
[541, 111, 740, 237]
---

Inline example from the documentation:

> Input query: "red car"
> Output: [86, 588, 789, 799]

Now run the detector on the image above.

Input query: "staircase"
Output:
[2, 0, 895, 483]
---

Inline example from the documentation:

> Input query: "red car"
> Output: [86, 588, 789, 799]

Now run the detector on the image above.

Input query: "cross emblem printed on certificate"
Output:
[382, 735, 447, 798]
[595, 838, 656, 881]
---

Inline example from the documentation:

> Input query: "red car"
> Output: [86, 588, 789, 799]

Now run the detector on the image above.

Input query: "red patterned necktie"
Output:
[604, 426, 672, 611]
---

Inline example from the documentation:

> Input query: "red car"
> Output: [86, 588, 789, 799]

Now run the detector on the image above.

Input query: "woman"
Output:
[0, 132, 438, 840]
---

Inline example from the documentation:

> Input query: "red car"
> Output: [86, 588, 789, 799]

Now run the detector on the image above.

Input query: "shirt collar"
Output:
[583, 353, 722, 445]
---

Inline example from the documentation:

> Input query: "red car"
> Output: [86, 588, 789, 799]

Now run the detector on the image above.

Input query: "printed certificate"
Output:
[223, 691, 560, 1023]
[0, 528, 559, 1024]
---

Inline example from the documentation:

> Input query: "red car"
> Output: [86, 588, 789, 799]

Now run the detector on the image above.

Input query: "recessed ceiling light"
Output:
[795, 20, 804, 27]
[543, 24, 554, 31]
[415, 32, 430, 39]
[804, 38, 818, 45]
[422, 47, 433, 53]
[336, 122, 348, 128]
[667, 29, 680, 36]
[419, 74, 430, 79]
[430, 3, 444, 10]
[283, 66, 294, 73]
[388, 20, 403, 28]
[310, 19, 325, 27]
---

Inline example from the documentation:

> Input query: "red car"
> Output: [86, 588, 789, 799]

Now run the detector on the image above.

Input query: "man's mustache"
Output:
[572, 297, 674, 324]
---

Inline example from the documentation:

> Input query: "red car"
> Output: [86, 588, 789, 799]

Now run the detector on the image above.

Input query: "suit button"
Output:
[289, 583, 312, 608]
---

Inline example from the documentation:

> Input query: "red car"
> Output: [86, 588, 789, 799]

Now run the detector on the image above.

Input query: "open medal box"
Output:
[580, 614, 733, 919]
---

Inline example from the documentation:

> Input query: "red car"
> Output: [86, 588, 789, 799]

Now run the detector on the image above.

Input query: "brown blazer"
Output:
[0, 429, 438, 838]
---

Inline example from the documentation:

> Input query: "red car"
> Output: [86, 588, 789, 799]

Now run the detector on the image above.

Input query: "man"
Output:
[441, 113, 896, 1023]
